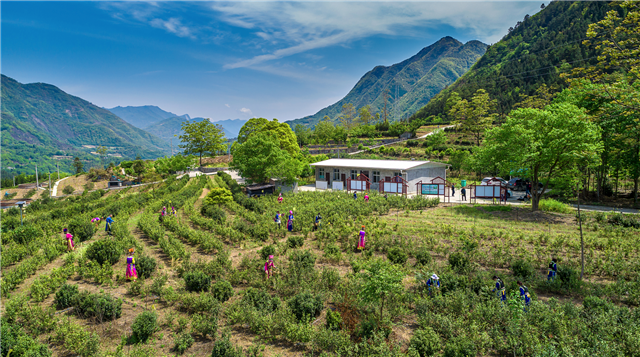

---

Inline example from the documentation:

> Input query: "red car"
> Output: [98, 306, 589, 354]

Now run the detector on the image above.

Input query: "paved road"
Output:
[349, 125, 455, 155]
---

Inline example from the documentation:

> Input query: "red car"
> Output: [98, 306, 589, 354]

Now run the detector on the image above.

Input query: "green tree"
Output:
[475, 101, 602, 210]
[73, 157, 83, 174]
[96, 146, 108, 168]
[132, 156, 145, 183]
[294, 124, 312, 147]
[339, 103, 356, 131]
[358, 105, 374, 125]
[231, 131, 298, 184]
[448, 89, 496, 146]
[313, 116, 335, 145]
[237, 118, 299, 156]
[332, 125, 348, 145]
[178, 119, 226, 166]
[359, 259, 405, 323]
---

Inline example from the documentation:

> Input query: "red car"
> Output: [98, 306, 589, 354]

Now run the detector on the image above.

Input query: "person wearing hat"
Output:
[364, 194, 369, 203]
[126, 248, 138, 281]
[517, 280, 531, 311]
[492, 275, 506, 304]
[353, 191, 357, 200]
[63, 228, 75, 252]
[105, 215, 114, 235]
[357, 226, 366, 250]
[274, 211, 282, 229]
[287, 210, 295, 232]
[426, 274, 440, 295]
[91, 217, 101, 229]
[264, 255, 276, 279]
[313, 213, 322, 231]
[278, 193, 283, 204]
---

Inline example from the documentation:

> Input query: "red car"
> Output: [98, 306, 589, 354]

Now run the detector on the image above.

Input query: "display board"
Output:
[421, 184, 439, 195]
[384, 182, 403, 193]
[332, 182, 343, 190]
[316, 181, 328, 190]
[475, 185, 501, 198]
[350, 180, 365, 191]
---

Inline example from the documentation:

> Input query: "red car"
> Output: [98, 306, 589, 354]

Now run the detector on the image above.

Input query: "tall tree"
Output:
[359, 259, 405, 323]
[237, 118, 299, 156]
[73, 157, 83, 174]
[178, 119, 226, 166]
[231, 131, 299, 184]
[294, 124, 312, 147]
[132, 156, 145, 183]
[96, 146, 108, 168]
[448, 89, 497, 146]
[339, 103, 356, 131]
[313, 117, 335, 145]
[475, 101, 602, 210]
[358, 105, 374, 125]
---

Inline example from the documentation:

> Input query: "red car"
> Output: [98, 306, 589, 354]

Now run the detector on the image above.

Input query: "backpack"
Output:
[521, 285, 529, 295]
[497, 278, 505, 290]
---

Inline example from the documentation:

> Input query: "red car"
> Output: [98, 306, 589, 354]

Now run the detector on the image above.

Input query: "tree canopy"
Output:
[178, 120, 226, 166]
[237, 118, 299, 156]
[231, 131, 300, 184]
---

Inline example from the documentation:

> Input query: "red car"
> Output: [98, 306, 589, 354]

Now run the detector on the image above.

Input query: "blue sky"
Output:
[2, 1, 546, 123]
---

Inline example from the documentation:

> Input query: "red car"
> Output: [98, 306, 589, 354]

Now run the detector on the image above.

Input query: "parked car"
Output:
[481, 177, 507, 186]
[508, 177, 543, 191]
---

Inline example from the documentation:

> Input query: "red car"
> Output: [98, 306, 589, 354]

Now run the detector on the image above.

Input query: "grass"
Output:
[539, 198, 573, 214]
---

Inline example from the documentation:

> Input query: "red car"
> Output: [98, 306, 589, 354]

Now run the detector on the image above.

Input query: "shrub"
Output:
[415, 248, 432, 266]
[205, 187, 233, 205]
[288, 291, 323, 322]
[191, 313, 218, 338]
[608, 213, 640, 228]
[136, 255, 157, 279]
[583, 296, 614, 315]
[63, 185, 75, 195]
[387, 247, 408, 265]
[68, 219, 95, 243]
[323, 243, 341, 261]
[12, 225, 41, 244]
[287, 235, 304, 248]
[55, 284, 79, 310]
[74, 291, 122, 320]
[320, 268, 341, 290]
[201, 204, 226, 222]
[326, 309, 342, 331]
[250, 225, 269, 242]
[242, 288, 281, 313]
[184, 271, 211, 292]
[511, 259, 535, 280]
[86, 239, 121, 266]
[211, 332, 242, 357]
[212, 280, 234, 302]
[259, 245, 276, 261]
[443, 336, 476, 357]
[410, 327, 441, 357]
[448, 252, 470, 273]
[173, 332, 194, 355]
[539, 199, 572, 214]
[131, 310, 158, 342]
[558, 266, 580, 289]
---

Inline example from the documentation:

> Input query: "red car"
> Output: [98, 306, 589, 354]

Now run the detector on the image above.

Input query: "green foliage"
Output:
[68, 218, 95, 243]
[11, 225, 41, 244]
[132, 310, 159, 342]
[539, 199, 572, 214]
[415, 248, 432, 266]
[288, 291, 324, 322]
[387, 247, 408, 265]
[73, 291, 122, 320]
[173, 332, 194, 355]
[1, 317, 52, 357]
[201, 203, 226, 222]
[359, 259, 405, 320]
[191, 312, 218, 338]
[410, 327, 441, 357]
[237, 117, 299, 156]
[511, 259, 535, 281]
[55, 283, 79, 309]
[136, 255, 157, 279]
[179, 119, 226, 166]
[558, 266, 580, 290]
[326, 309, 343, 331]
[212, 280, 234, 302]
[287, 235, 304, 248]
[62, 185, 75, 194]
[184, 271, 211, 292]
[86, 239, 121, 266]
[448, 252, 470, 273]
[443, 335, 476, 357]
[608, 213, 640, 229]
[259, 245, 276, 261]
[205, 187, 233, 205]
[231, 131, 302, 184]
[241, 288, 281, 313]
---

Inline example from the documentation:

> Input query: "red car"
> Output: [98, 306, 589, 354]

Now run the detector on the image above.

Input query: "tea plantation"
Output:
[1, 172, 639, 356]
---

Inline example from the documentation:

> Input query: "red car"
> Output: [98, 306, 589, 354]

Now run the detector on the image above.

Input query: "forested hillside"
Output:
[107, 105, 179, 129]
[410, 1, 612, 122]
[1, 75, 170, 174]
[287, 36, 486, 128]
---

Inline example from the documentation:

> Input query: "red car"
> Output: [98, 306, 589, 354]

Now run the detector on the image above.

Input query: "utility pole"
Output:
[57, 163, 60, 180]
[577, 184, 585, 280]
[35, 164, 39, 189]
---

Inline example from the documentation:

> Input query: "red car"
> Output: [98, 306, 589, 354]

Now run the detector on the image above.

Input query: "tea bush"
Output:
[387, 247, 408, 265]
[173, 332, 194, 355]
[63, 185, 75, 195]
[136, 255, 157, 279]
[320, 268, 341, 290]
[288, 235, 304, 248]
[132, 310, 158, 342]
[443, 335, 475, 357]
[184, 271, 211, 292]
[511, 259, 535, 281]
[210, 332, 246, 357]
[608, 213, 640, 228]
[325, 309, 342, 331]
[68, 219, 95, 243]
[259, 245, 276, 260]
[288, 291, 323, 322]
[204, 187, 233, 205]
[55, 283, 79, 309]
[539, 199, 572, 214]
[201, 204, 226, 222]
[74, 291, 122, 320]
[409, 327, 440, 357]
[415, 248, 432, 266]
[448, 252, 470, 273]
[1, 318, 52, 357]
[86, 239, 121, 266]
[212, 280, 234, 302]
[190, 312, 218, 338]
[558, 266, 580, 289]
[242, 288, 281, 313]
[12, 225, 41, 245]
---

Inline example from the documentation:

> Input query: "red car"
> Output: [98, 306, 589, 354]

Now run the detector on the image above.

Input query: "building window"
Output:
[351, 170, 357, 180]
[333, 169, 340, 181]
[373, 171, 380, 183]
[393, 172, 401, 177]
[319, 168, 325, 179]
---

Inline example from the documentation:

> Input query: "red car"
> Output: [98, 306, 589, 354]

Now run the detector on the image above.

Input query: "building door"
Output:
[341, 174, 346, 184]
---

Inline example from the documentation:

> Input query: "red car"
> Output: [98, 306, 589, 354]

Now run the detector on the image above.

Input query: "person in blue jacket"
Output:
[426, 273, 440, 296]
[518, 280, 532, 311]
[353, 191, 357, 200]
[492, 275, 506, 304]
[105, 215, 114, 235]
[547, 257, 558, 283]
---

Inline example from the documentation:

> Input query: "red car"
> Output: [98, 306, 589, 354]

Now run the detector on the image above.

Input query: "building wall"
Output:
[406, 167, 447, 192]
[315, 167, 406, 187]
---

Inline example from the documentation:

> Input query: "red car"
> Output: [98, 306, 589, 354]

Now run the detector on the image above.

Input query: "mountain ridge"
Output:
[286, 36, 487, 128]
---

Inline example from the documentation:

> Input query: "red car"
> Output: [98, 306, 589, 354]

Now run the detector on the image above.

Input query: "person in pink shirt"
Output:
[364, 194, 369, 203]
[264, 255, 276, 279]
[278, 193, 283, 204]
[63, 228, 75, 251]
[357, 226, 366, 250]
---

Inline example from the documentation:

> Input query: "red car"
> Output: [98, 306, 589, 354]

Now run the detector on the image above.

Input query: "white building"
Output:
[310, 158, 448, 193]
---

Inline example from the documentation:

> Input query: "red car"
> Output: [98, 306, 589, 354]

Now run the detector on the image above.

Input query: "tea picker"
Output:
[313, 213, 322, 231]
[274, 211, 282, 229]
[357, 226, 366, 250]
[63, 228, 75, 251]
[353, 192, 357, 200]
[426, 273, 440, 295]
[278, 193, 283, 204]
[492, 275, 506, 304]
[547, 257, 558, 283]
[264, 255, 276, 279]
[517, 280, 531, 312]
[364, 194, 369, 202]
[105, 215, 114, 235]
[126, 248, 138, 281]
[91, 217, 101, 229]
[287, 210, 295, 232]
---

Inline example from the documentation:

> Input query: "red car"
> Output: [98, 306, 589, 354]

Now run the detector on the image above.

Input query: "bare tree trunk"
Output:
[578, 184, 584, 280]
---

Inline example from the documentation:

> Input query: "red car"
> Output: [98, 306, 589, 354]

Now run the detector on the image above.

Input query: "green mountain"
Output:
[1, 75, 170, 174]
[107, 105, 179, 129]
[286, 36, 487, 128]
[410, 1, 612, 122]
[143, 117, 247, 145]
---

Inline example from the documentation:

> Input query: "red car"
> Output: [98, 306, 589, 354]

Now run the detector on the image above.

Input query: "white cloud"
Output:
[213, 2, 540, 69]
[225, 104, 230, 108]
[149, 18, 195, 39]
[240, 108, 252, 115]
